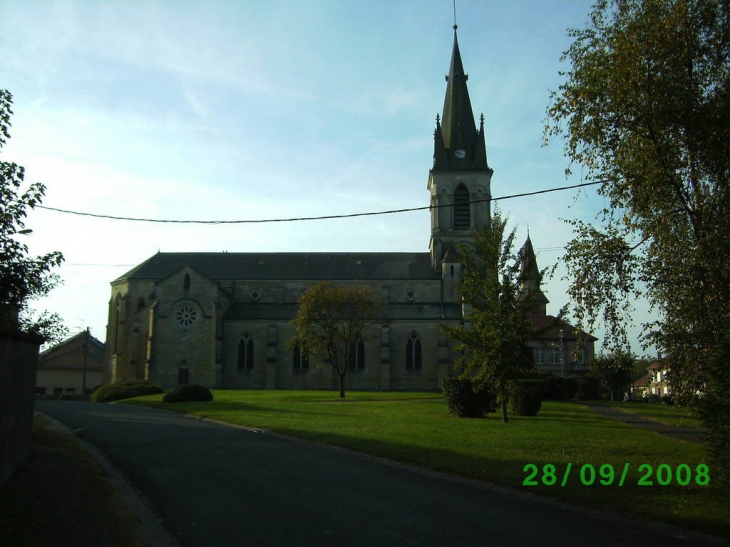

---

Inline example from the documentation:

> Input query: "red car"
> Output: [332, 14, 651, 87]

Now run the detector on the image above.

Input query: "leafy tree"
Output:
[0, 89, 66, 343]
[441, 209, 561, 423]
[544, 0, 729, 406]
[289, 282, 383, 398]
[590, 351, 634, 401]
[698, 329, 730, 485]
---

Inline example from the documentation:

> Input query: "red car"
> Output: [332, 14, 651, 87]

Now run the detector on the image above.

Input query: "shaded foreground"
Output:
[122, 391, 729, 539]
[34, 399, 726, 547]
[0, 415, 151, 547]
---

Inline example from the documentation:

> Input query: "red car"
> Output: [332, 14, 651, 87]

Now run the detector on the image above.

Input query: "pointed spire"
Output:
[432, 26, 489, 172]
[519, 235, 540, 283]
[441, 28, 475, 150]
[519, 235, 549, 313]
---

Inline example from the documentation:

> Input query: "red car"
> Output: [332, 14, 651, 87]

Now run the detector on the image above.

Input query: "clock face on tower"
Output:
[454, 148, 466, 159]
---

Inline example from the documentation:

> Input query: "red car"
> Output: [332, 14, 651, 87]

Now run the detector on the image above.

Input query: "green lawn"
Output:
[122, 390, 727, 538]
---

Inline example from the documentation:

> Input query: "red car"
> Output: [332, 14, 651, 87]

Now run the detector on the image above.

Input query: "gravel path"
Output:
[587, 403, 705, 444]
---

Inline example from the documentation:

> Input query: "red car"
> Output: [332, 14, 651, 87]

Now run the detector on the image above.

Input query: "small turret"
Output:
[518, 235, 549, 315]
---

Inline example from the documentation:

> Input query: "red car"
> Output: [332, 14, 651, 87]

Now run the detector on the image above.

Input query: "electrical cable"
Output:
[35, 180, 603, 225]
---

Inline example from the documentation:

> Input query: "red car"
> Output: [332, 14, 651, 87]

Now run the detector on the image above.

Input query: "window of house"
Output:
[550, 348, 560, 365]
[349, 340, 365, 370]
[406, 333, 422, 370]
[534, 347, 545, 365]
[575, 347, 586, 364]
[184, 273, 191, 291]
[238, 333, 254, 370]
[453, 185, 470, 230]
[293, 343, 309, 371]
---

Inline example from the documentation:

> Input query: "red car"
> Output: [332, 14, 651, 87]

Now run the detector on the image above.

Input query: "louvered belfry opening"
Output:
[453, 185, 470, 230]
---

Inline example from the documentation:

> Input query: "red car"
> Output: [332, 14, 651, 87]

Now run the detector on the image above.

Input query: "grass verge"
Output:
[0, 415, 150, 547]
[122, 390, 728, 538]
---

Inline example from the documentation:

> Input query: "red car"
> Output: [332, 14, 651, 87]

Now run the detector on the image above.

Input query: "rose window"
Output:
[175, 305, 199, 329]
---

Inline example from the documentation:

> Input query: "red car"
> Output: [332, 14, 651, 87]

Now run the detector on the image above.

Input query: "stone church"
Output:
[105, 29, 594, 391]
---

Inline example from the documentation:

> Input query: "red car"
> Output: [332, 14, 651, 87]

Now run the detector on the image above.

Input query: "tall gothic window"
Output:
[184, 273, 191, 291]
[348, 340, 365, 370]
[238, 333, 254, 370]
[113, 293, 121, 354]
[453, 185, 470, 230]
[406, 333, 422, 370]
[293, 342, 309, 370]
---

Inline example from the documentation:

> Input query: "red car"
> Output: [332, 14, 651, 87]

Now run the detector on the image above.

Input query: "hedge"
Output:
[90, 381, 163, 403]
[509, 379, 544, 416]
[162, 383, 214, 403]
[442, 378, 495, 418]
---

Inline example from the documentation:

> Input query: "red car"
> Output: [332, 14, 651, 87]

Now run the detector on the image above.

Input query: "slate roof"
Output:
[528, 314, 598, 342]
[38, 331, 106, 370]
[114, 252, 440, 283]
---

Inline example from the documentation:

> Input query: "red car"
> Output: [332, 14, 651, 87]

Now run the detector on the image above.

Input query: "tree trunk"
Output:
[501, 399, 509, 423]
[338, 373, 346, 399]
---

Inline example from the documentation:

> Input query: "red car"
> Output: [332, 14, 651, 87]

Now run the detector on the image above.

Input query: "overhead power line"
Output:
[36, 180, 603, 225]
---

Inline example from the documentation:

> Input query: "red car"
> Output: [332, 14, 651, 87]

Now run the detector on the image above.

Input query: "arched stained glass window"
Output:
[348, 340, 365, 370]
[238, 333, 254, 370]
[406, 333, 422, 370]
[293, 342, 309, 370]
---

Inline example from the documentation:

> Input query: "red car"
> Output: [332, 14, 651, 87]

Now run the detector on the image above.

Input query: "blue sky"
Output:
[0, 0, 651, 354]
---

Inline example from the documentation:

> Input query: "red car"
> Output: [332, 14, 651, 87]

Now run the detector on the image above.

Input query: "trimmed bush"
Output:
[91, 381, 163, 403]
[163, 383, 213, 403]
[510, 379, 544, 416]
[540, 374, 578, 400]
[575, 377, 600, 401]
[442, 378, 495, 418]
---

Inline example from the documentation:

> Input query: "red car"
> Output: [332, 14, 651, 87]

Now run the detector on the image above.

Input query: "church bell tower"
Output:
[428, 26, 493, 270]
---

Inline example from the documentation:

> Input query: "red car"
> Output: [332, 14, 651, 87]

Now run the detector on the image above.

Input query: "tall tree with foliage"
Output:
[590, 351, 634, 401]
[441, 209, 559, 423]
[289, 282, 383, 399]
[0, 90, 66, 343]
[544, 0, 729, 408]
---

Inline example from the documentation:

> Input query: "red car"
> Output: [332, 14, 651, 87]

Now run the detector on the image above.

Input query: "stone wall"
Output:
[0, 327, 43, 486]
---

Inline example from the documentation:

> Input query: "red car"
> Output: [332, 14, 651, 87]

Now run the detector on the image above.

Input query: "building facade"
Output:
[37, 330, 105, 397]
[105, 29, 594, 391]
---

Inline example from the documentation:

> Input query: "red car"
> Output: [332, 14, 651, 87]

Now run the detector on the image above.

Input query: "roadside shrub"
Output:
[442, 378, 495, 418]
[163, 383, 213, 403]
[540, 374, 578, 400]
[661, 395, 673, 405]
[575, 377, 600, 401]
[698, 333, 730, 486]
[91, 381, 163, 403]
[510, 379, 544, 416]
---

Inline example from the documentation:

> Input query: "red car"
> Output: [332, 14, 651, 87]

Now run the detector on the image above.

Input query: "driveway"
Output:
[35, 400, 722, 547]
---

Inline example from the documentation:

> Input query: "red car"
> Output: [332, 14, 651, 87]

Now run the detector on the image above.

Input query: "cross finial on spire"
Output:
[453, 0, 457, 30]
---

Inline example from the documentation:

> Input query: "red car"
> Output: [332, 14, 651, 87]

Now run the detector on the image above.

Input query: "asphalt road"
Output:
[35, 400, 723, 547]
